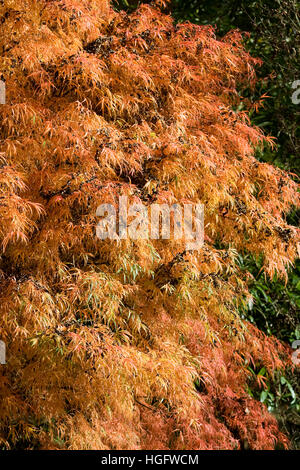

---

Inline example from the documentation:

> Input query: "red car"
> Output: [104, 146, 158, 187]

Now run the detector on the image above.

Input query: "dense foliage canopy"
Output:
[0, 0, 299, 449]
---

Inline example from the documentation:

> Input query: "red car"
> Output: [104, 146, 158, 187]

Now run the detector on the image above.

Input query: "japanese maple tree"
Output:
[0, 0, 299, 449]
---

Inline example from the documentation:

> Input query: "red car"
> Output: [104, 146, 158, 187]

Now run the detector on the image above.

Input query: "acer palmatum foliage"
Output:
[0, 0, 299, 450]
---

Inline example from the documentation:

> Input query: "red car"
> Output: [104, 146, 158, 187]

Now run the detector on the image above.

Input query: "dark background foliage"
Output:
[171, 0, 300, 173]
